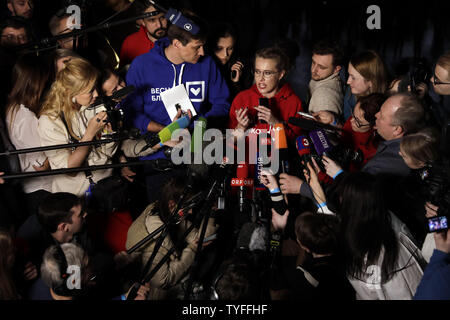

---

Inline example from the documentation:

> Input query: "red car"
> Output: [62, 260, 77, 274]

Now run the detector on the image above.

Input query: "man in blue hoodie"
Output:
[123, 11, 230, 202]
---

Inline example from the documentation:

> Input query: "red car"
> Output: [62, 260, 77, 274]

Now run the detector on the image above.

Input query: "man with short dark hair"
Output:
[0, 16, 29, 48]
[123, 10, 230, 203]
[307, 40, 345, 114]
[6, 0, 33, 19]
[120, 1, 169, 68]
[17, 192, 91, 267]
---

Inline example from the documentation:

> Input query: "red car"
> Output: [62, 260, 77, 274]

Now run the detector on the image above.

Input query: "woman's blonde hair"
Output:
[40, 57, 98, 140]
[350, 50, 388, 95]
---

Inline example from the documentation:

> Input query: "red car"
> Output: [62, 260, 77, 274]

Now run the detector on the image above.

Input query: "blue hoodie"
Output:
[123, 37, 231, 160]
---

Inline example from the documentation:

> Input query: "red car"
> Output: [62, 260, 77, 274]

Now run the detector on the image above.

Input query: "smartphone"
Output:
[297, 111, 316, 120]
[258, 98, 269, 108]
[427, 215, 448, 233]
[203, 233, 218, 243]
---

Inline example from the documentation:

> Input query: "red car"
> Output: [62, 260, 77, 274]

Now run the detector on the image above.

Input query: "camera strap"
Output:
[60, 112, 95, 188]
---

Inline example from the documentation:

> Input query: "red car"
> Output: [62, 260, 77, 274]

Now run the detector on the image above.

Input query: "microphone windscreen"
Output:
[274, 123, 288, 150]
[236, 163, 248, 179]
[309, 130, 332, 156]
[158, 115, 190, 143]
[296, 135, 311, 156]
[190, 117, 207, 154]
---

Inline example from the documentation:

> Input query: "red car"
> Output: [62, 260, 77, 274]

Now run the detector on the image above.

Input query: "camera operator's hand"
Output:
[311, 110, 335, 125]
[322, 155, 343, 179]
[231, 61, 244, 83]
[85, 111, 108, 140]
[434, 228, 450, 254]
[425, 202, 439, 218]
[255, 105, 280, 125]
[271, 208, 289, 232]
[235, 107, 250, 131]
[279, 173, 303, 194]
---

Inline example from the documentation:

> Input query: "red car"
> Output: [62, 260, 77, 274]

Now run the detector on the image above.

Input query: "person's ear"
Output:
[173, 39, 182, 49]
[278, 70, 286, 81]
[7, 3, 13, 14]
[57, 222, 68, 232]
[334, 65, 342, 74]
[393, 124, 404, 137]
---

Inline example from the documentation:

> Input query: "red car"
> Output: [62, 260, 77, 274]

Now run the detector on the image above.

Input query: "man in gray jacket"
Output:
[307, 40, 345, 115]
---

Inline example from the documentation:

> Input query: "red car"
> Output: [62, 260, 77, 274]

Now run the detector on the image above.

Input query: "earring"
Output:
[72, 97, 76, 104]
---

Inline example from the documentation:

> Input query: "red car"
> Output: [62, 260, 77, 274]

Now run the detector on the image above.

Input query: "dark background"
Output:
[1, 0, 450, 101]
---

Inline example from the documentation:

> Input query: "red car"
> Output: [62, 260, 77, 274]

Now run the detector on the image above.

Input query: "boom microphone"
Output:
[288, 117, 342, 133]
[140, 115, 191, 153]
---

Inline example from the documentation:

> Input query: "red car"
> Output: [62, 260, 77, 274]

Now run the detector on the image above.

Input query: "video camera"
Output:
[85, 85, 134, 132]
[419, 159, 450, 219]
[396, 58, 431, 96]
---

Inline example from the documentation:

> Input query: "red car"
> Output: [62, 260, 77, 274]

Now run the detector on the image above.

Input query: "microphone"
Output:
[273, 123, 289, 174]
[258, 98, 270, 124]
[140, 115, 191, 153]
[288, 117, 342, 133]
[190, 117, 207, 155]
[296, 135, 313, 163]
[308, 129, 333, 156]
[231, 163, 254, 213]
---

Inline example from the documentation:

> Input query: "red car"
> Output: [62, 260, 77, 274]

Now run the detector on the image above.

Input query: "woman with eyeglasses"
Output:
[228, 46, 303, 141]
[339, 93, 387, 171]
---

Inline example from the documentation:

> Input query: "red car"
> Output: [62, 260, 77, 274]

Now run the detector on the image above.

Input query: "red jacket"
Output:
[228, 83, 304, 141]
[341, 117, 379, 171]
[120, 26, 155, 68]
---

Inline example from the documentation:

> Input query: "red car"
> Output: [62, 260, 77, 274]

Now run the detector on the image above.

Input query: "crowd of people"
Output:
[0, 0, 450, 301]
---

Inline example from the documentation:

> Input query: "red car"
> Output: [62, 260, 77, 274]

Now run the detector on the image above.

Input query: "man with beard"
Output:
[5, 0, 33, 19]
[307, 40, 345, 115]
[120, 0, 168, 68]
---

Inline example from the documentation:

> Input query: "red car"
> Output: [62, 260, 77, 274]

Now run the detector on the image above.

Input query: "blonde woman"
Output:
[38, 57, 117, 196]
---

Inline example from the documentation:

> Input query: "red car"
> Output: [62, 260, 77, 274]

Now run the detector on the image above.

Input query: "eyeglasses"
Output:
[254, 69, 279, 78]
[351, 108, 370, 128]
[433, 71, 450, 86]
[1, 34, 27, 42]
